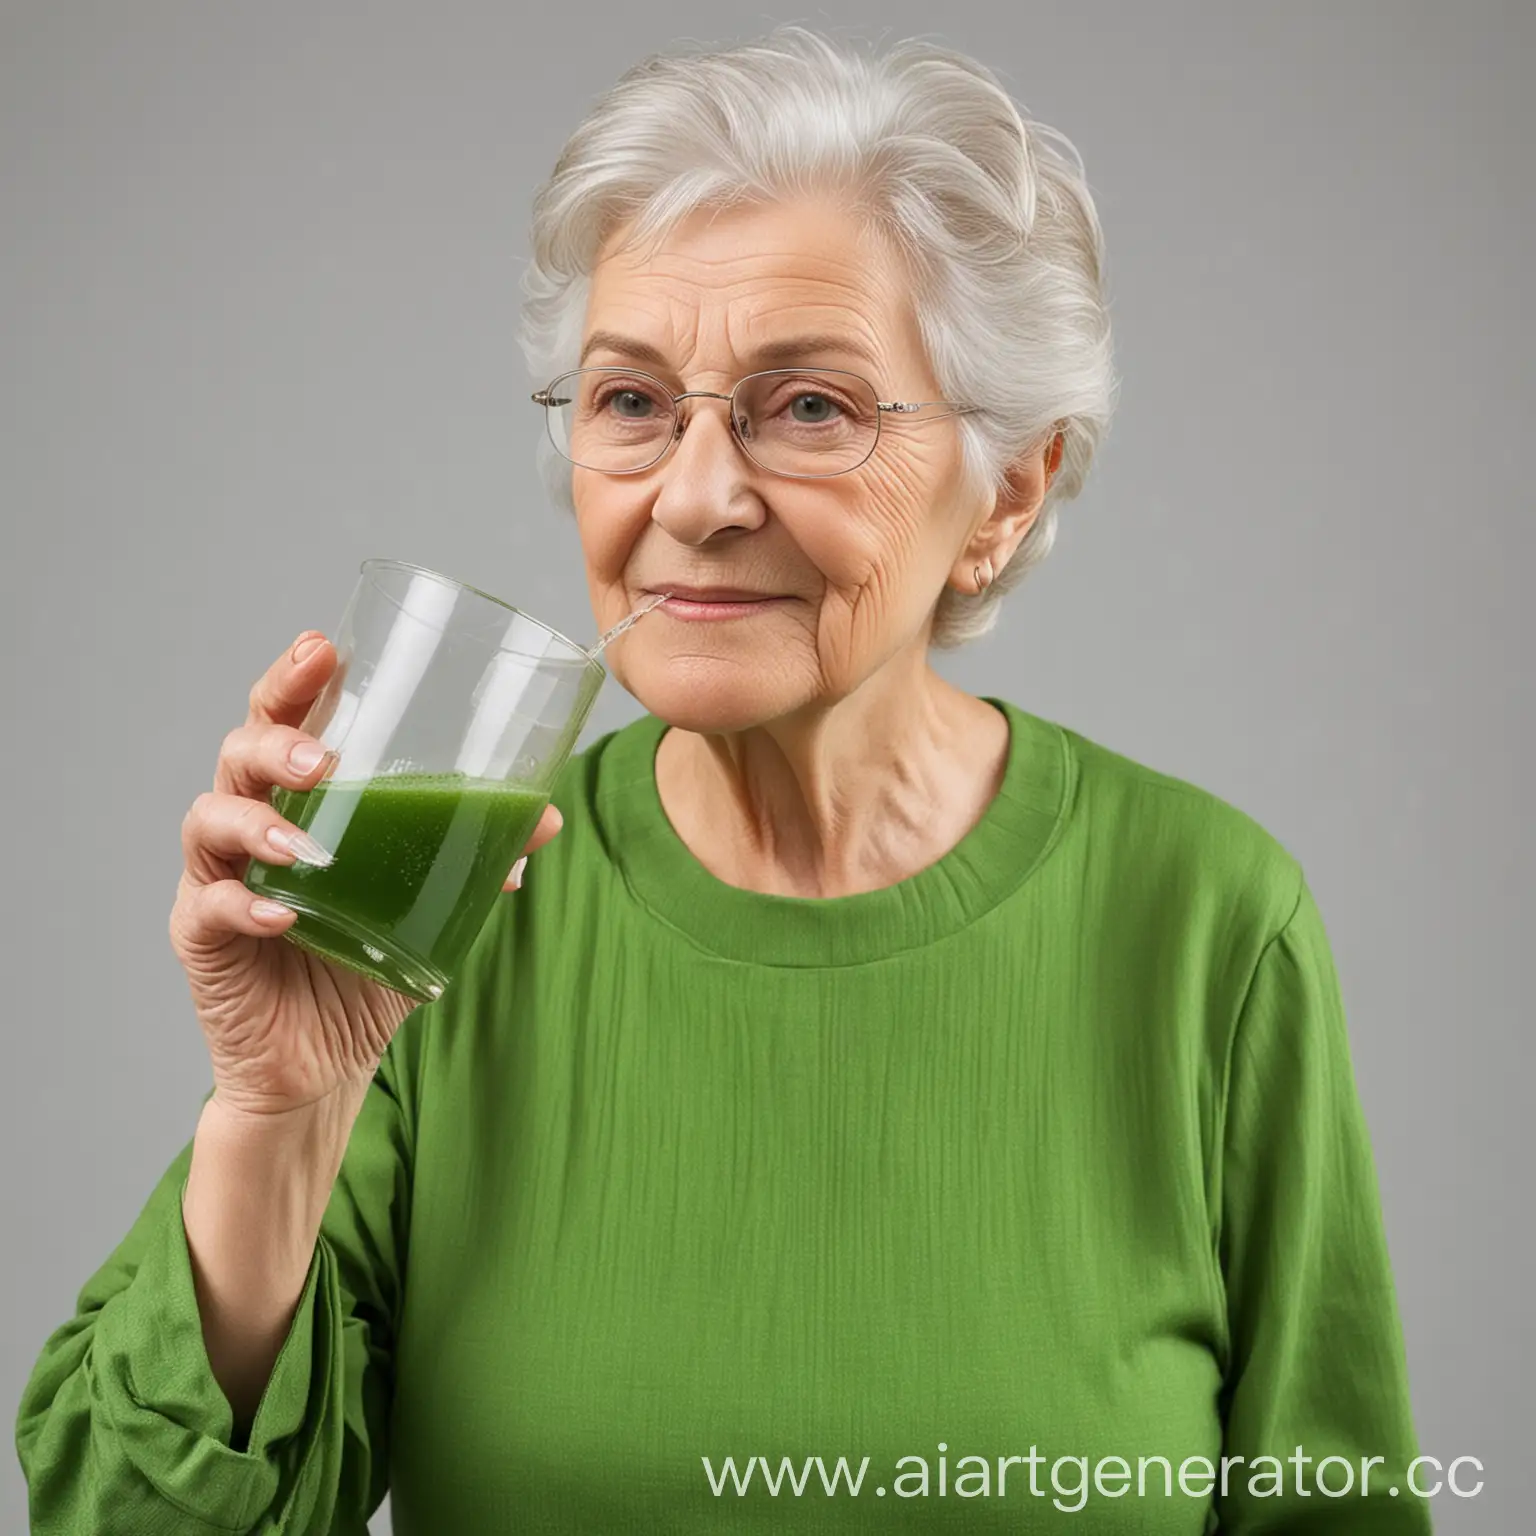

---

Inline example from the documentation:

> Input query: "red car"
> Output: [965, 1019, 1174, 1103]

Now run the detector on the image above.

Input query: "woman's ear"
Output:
[948, 427, 1063, 594]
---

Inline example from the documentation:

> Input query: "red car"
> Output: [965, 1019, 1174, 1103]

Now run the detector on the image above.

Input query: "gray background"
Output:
[2, 1, 1529, 1531]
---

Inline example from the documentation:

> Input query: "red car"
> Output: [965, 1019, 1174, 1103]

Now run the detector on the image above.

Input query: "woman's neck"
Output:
[653, 663, 1010, 899]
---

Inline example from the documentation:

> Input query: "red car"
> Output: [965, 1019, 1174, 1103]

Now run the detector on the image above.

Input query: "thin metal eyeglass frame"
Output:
[530, 365, 985, 479]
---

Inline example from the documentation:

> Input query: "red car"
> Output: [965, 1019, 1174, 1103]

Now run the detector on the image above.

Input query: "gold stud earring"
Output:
[973, 557, 995, 592]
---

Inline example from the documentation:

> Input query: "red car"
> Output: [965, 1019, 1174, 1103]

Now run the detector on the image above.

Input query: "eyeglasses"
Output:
[530, 366, 984, 479]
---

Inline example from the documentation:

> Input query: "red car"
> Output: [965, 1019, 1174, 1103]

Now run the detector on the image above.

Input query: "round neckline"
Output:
[594, 697, 1074, 967]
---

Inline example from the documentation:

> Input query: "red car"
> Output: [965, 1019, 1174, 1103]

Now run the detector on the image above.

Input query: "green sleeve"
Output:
[14, 1036, 414, 1535]
[1214, 877, 1432, 1532]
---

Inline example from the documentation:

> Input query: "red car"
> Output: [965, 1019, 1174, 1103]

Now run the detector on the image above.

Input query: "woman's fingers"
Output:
[171, 871, 298, 955]
[245, 631, 337, 731]
[214, 720, 337, 800]
[503, 804, 564, 890]
[182, 789, 335, 887]
[525, 803, 564, 853]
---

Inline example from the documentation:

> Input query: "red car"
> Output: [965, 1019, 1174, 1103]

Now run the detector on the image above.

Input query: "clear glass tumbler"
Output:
[244, 558, 606, 1002]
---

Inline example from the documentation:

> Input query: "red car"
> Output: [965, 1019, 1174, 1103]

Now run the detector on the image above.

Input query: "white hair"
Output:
[518, 24, 1118, 648]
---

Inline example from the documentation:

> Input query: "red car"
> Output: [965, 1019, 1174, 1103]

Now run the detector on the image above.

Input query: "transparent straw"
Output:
[588, 591, 670, 656]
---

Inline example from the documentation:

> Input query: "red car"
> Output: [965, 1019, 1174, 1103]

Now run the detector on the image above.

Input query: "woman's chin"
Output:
[630, 660, 796, 735]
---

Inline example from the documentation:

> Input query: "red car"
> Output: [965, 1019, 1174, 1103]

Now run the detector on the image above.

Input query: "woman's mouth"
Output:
[645, 588, 789, 621]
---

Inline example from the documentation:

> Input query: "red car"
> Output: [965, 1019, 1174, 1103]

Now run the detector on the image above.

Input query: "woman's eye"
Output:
[789, 392, 841, 422]
[606, 390, 656, 417]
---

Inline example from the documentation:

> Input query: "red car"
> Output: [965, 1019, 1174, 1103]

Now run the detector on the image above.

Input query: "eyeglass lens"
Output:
[545, 368, 881, 476]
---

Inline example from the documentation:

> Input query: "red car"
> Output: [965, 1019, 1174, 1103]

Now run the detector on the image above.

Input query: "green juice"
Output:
[244, 773, 548, 1001]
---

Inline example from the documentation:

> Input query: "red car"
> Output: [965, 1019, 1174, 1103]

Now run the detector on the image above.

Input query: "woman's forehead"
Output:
[585, 207, 917, 367]
[592, 198, 903, 295]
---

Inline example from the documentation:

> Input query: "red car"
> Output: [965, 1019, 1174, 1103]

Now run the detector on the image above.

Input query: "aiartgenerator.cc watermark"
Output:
[700, 1444, 1484, 1512]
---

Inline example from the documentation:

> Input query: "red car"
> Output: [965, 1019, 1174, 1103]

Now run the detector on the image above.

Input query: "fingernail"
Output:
[266, 825, 334, 867]
[251, 899, 293, 921]
[289, 740, 327, 774]
[509, 855, 528, 889]
[292, 634, 325, 665]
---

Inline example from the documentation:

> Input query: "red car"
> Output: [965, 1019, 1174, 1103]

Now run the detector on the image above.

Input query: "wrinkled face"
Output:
[570, 196, 990, 732]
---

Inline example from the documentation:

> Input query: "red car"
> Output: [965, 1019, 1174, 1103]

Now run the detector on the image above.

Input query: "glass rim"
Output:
[359, 559, 606, 680]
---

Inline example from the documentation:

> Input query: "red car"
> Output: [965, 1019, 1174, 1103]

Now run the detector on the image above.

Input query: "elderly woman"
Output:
[17, 25, 1427, 1536]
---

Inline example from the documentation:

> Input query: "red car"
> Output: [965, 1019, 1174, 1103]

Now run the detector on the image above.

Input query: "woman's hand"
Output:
[168, 630, 563, 1119]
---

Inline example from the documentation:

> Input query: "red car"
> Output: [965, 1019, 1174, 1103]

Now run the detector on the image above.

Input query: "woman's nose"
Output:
[648, 398, 766, 543]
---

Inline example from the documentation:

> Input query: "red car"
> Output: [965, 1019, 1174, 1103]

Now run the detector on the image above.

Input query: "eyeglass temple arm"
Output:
[878, 401, 983, 417]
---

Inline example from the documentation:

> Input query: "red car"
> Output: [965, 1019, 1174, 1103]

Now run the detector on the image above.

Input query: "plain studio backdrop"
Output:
[1, 2, 1529, 1531]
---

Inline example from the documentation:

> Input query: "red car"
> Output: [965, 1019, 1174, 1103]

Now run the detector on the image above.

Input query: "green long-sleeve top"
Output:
[17, 698, 1430, 1533]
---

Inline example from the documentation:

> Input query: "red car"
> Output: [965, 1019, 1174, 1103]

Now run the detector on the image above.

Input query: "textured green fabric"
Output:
[16, 699, 1429, 1532]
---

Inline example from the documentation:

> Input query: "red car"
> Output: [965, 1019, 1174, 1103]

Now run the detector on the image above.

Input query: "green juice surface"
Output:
[244, 773, 548, 1001]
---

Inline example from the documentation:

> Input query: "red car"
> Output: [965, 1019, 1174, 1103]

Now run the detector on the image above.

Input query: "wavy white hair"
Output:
[518, 24, 1118, 648]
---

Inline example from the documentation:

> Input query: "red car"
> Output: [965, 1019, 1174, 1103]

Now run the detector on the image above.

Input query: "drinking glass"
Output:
[244, 558, 606, 1002]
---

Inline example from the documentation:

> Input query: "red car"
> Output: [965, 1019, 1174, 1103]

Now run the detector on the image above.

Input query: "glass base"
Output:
[270, 890, 448, 1003]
